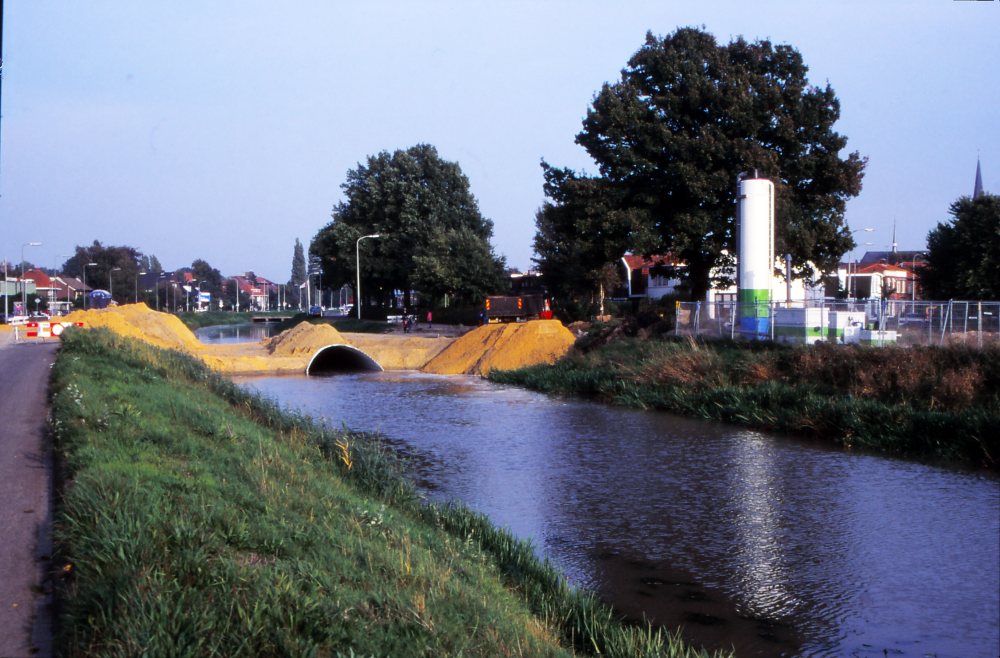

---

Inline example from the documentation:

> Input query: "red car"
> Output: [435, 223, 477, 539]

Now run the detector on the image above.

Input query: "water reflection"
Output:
[235, 371, 1000, 658]
[194, 322, 277, 344]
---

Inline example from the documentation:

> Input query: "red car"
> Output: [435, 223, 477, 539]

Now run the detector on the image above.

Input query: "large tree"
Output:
[311, 144, 507, 308]
[918, 193, 1000, 300]
[533, 163, 653, 306]
[541, 27, 867, 300]
[191, 259, 223, 296]
[62, 241, 143, 304]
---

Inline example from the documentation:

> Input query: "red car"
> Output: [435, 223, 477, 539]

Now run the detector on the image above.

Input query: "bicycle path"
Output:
[0, 336, 58, 658]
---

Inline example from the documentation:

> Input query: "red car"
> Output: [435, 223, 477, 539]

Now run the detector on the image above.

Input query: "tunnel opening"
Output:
[307, 345, 384, 375]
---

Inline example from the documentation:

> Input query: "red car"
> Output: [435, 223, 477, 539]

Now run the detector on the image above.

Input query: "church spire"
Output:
[974, 157, 983, 198]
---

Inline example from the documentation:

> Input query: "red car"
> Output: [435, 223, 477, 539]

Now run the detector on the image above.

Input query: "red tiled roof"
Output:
[622, 254, 683, 270]
[18, 268, 52, 287]
[856, 263, 911, 276]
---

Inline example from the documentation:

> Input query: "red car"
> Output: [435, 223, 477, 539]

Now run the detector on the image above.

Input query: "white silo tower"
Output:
[737, 171, 774, 336]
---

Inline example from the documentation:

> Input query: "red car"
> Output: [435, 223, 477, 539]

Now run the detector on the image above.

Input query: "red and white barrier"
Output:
[25, 322, 84, 338]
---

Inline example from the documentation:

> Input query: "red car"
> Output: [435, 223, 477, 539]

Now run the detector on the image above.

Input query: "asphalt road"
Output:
[0, 337, 58, 658]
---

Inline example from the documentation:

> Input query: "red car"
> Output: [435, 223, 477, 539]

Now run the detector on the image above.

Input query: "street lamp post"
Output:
[848, 228, 874, 299]
[21, 242, 42, 316]
[135, 272, 147, 304]
[156, 273, 167, 312]
[110, 268, 122, 303]
[54, 254, 71, 312]
[356, 234, 381, 319]
[83, 263, 98, 310]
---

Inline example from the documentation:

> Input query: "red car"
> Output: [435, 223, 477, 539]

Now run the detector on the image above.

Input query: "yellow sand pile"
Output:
[422, 320, 575, 375]
[346, 334, 453, 370]
[267, 322, 347, 357]
[62, 304, 204, 352]
[51, 305, 572, 377]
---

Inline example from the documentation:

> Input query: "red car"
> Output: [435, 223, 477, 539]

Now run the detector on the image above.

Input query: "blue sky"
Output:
[2, 1, 997, 281]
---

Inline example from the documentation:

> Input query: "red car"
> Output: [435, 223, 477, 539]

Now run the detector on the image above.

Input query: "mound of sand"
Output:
[266, 322, 347, 357]
[61, 304, 204, 352]
[422, 320, 575, 375]
[346, 334, 453, 370]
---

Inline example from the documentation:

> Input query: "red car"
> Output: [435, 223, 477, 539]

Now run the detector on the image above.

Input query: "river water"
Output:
[205, 324, 999, 657]
[195, 323, 278, 344]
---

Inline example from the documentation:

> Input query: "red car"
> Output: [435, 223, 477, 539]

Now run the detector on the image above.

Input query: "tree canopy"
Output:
[918, 193, 1000, 300]
[62, 241, 143, 304]
[536, 27, 867, 301]
[290, 239, 307, 287]
[310, 144, 507, 307]
[533, 164, 652, 304]
[191, 259, 224, 296]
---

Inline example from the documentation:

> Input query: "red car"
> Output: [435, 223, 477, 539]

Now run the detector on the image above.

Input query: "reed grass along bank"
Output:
[489, 336, 999, 466]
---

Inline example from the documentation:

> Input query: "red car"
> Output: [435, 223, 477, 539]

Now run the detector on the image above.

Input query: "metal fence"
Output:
[674, 299, 1000, 348]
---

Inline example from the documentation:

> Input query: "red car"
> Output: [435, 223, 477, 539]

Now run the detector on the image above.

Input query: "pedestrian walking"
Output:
[427, 310, 432, 329]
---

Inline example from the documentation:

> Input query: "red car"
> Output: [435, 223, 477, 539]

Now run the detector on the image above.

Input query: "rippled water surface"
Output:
[234, 371, 1000, 657]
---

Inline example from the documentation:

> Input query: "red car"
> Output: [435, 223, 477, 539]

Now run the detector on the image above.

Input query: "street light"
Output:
[848, 228, 874, 299]
[156, 272, 167, 312]
[356, 234, 381, 319]
[109, 268, 122, 303]
[55, 254, 72, 312]
[135, 271, 147, 304]
[21, 243, 42, 316]
[83, 263, 98, 310]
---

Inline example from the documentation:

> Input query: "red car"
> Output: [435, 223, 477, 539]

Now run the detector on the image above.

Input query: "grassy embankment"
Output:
[48, 327, 723, 657]
[489, 335, 999, 466]
[274, 313, 394, 334]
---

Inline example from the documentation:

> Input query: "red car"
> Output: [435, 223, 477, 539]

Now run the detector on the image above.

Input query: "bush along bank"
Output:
[176, 311, 258, 329]
[488, 336, 1000, 467]
[47, 327, 727, 658]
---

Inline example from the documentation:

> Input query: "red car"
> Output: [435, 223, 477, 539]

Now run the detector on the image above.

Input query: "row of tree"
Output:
[57, 241, 311, 310]
[309, 28, 870, 310]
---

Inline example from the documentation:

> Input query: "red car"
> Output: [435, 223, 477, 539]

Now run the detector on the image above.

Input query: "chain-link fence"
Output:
[675, 299, 1000, 348]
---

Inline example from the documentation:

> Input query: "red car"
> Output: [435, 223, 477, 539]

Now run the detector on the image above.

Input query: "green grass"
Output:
[489, 336, 1000, 467]
[274, 313, 394, 334]
[176, 311, 258, 329]
[49, 328, 725, 658]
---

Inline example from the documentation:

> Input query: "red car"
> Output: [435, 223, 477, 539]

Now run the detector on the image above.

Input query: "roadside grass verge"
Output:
[274, 313, 394, 334]
[49, 327, 724, 658]
[488, 336, 1000, 467]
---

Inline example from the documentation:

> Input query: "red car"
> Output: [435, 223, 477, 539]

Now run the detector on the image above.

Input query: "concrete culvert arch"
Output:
[307, 344, 384, 375]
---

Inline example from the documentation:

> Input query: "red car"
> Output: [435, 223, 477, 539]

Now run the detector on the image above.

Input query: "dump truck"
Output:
[484, 295, 553, 323]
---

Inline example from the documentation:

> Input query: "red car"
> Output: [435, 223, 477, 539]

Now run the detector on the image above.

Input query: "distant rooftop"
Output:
[859, 250, 927, 266]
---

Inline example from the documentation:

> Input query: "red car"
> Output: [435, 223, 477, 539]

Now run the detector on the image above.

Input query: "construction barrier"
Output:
[25, 322, 84, 338]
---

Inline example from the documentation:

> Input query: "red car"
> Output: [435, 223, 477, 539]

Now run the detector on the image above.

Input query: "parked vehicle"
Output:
[484, 295, 553, 323]
[309, 305, 323, 316]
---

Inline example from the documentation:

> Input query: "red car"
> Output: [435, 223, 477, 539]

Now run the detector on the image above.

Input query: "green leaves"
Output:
[919, 193, 1000, 300]
[544, 27, 866, 301]
[311, 144, 506, 309]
